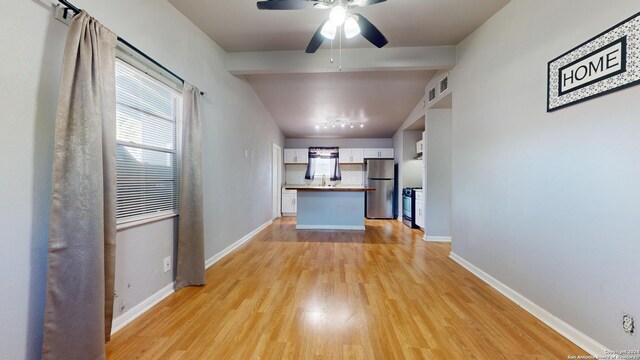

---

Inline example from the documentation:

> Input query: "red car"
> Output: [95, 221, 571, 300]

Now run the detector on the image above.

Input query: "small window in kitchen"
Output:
[115, 59, 182, 224]
[314, 158, 332, 177]
[305, 147, 341, 181]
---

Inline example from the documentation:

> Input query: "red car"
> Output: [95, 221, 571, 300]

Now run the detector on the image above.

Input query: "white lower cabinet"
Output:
[414, 190, 424, 229]
[282, 190, 297, 216]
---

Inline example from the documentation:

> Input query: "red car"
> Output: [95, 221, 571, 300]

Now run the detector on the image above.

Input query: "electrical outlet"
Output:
[163, 256, 172, 273]
[623, 314, 635, 335]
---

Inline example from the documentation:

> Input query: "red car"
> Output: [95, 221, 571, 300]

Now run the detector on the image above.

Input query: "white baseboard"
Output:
[205, 219, 273, 269]
[111, 282, 174, 335]
[449, 252, 608, 356]
[296, 225, 365, 230]
[111, 220, 273, 335]
[424, 235, 452, 242]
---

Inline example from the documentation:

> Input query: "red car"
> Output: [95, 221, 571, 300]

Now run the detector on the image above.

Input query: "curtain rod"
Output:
[58, 0, 206, 96]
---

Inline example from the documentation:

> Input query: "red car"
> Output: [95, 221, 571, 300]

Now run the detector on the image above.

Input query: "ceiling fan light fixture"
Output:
[344, 15, 361, 39]
[329, 5, 347, 26]
[320, 21, 337, 40]
[360, 123, 364, 128]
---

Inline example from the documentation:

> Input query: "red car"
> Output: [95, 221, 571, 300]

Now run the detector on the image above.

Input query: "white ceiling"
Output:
[168, 0, 508, 139]
[169, 0, 509, 52]
[246, 70, 435, 138]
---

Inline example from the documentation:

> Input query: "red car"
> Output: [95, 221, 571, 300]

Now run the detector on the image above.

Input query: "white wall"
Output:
[452, 0, 640, 351]
[393, 96, 428, 215]
[425, 109, 452, 237]
[402, 130, 423, 188]
[284, 138, 392, 148]
[0, 1, 283, 359]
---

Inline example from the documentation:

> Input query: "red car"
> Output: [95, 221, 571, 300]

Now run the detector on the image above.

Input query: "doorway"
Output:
[272, 143, 282, 219]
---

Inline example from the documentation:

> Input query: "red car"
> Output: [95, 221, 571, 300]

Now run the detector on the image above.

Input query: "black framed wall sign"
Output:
[547, 11, 640, 112]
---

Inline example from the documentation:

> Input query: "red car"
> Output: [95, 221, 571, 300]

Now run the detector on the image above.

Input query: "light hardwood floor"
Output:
[106, 218, 587, 359]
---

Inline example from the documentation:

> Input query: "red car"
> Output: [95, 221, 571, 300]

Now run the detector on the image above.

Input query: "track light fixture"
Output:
[315, 119, 364, 130]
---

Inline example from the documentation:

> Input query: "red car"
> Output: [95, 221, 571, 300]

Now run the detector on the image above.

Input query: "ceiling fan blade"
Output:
[257, 0, 321, 10]
[306, 21, 327, 53]
[353, 13, 388, 48]
[350, 0, 387, 7]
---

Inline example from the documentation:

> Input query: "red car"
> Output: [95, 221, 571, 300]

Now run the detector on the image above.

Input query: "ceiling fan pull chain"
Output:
[339, 25, 342, 71]
[330, 38, 334, 64]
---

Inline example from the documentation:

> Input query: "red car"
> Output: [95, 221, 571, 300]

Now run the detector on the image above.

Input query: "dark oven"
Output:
[402, 188, 416, 228]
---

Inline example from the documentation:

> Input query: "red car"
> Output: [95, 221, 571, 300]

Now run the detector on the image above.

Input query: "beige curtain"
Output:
[42, 11, 117, 360]
[175, 83, 206, 290]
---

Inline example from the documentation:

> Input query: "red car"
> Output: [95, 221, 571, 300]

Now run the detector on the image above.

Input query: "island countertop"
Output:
[284, 186, 375, 192]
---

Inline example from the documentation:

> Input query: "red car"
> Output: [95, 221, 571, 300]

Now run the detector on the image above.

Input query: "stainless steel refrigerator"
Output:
[365, 159, 395, 219]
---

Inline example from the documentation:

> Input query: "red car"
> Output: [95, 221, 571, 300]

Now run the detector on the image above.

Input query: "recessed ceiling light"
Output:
[350, 124, 354, 128]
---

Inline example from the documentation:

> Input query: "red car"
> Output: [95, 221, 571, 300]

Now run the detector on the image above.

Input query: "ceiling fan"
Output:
[256, 0, 389, 53]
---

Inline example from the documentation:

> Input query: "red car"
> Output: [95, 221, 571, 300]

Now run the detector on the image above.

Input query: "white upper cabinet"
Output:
[379, 148, 394, 158]
[287, 147, 392, 162]
[296, 149, 308, 164]
[339, 148, 365, 164]
[364, 148, 394, 159]
[363, 148, 378, 158]
[284, 149, 309, 164]
[339, 148, 351, 163]
[351, 148, 364, 163]
[284, 149, 296, 163]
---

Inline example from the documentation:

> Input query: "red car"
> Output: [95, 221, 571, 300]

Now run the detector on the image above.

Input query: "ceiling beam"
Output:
[226, 46, 456, 75]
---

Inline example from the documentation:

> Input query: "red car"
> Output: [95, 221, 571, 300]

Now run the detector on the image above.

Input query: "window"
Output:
[115, 59, 181, 223]
[314, 158, 332, 177]
[305, 147, 341, 181]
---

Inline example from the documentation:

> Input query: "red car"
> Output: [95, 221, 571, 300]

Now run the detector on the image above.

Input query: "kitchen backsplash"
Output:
[285, 164, 364, 186]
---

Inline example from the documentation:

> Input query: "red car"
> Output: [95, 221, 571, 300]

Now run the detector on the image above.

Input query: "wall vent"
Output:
[439, 74, 449, 94]
[428, 87, 436, 102]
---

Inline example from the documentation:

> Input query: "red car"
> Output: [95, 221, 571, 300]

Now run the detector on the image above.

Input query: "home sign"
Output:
[547, 11, 640, 112]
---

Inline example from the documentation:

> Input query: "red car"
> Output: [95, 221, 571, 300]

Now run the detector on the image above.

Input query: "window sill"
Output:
[117, 213, 178, 232]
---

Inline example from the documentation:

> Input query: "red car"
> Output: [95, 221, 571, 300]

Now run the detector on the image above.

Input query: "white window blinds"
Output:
[115, 59, 181, 223]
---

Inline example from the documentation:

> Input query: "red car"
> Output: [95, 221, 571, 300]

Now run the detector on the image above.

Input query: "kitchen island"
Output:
[284, 186, 375, 230]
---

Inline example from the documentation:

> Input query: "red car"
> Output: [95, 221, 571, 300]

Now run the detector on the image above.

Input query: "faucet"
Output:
[322, 175, 326, 186]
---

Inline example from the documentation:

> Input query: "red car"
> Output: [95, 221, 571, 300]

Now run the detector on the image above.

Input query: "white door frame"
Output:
[272, 143, 282, 219]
